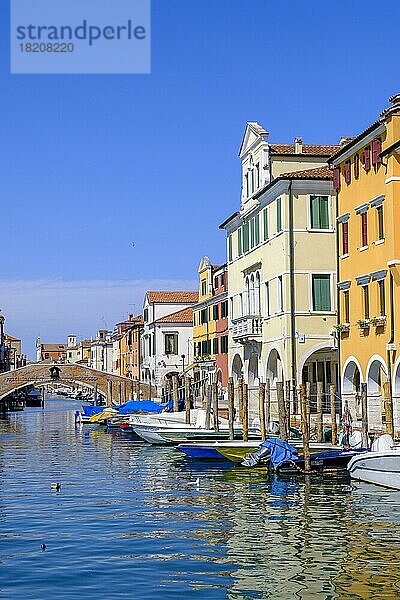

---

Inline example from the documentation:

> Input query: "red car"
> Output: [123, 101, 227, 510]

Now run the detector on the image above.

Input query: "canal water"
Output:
[1, 398, 400, 599]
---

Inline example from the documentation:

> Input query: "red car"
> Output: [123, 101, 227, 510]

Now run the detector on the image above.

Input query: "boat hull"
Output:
[348, 450, 400, 490]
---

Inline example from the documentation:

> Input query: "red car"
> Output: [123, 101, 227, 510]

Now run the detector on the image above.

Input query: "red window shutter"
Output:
[354, 154, 359, 178]
[333, 167, 340, 190]
[363, 147, 371, 172]
[361, 212, 368, 246]
[344, 160, 351, 184]
[372, 138, 382, 165]
[342, 221, 349, 254]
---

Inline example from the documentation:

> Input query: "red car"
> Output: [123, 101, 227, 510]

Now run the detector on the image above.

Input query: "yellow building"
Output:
[192, 257, 229, 392]
[329, 93, 400, 432]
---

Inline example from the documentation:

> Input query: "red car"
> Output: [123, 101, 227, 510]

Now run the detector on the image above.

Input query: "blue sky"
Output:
[1, 0, 399, 358]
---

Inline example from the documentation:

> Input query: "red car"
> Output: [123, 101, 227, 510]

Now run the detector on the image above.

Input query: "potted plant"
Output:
[370, 315, 386, 327]
[334, 323, 350, 333]
[357, 319, 370, 329]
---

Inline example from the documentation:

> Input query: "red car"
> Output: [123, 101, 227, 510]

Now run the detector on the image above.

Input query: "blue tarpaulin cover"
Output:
[82, 405, 105, 417]
[117, 400, 166, 414]
[260, 438, 298, 468]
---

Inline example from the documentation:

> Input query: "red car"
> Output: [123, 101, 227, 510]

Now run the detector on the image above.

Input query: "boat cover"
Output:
[117, 400, 165, 414]
[82, 405, 105, 417]
[242, 437, 298, 468]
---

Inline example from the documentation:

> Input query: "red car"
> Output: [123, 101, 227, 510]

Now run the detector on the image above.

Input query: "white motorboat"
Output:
[347, 434, 400, 490]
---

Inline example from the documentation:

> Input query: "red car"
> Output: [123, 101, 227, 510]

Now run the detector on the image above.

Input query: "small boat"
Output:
[177, 441, 263, 460]
[347, 434, 400, 490]
[216, 441, 339, 463]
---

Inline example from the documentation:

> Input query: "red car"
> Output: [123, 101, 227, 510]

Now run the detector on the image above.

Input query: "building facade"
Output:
[141, 291, 198, 397]
[89, 330, 114, 372]
[329, 93, 400, 432]
[192, 257, 229, 395]
[113, 314, 143, 379]
[221, 123, 340, 417]
[36, 337, 67, 363]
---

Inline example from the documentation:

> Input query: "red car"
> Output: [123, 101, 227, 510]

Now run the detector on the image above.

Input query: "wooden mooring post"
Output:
[259, 382, 266, 440]
[184, 376, 191, 425]
[265, 379, 270, 433]
[277, 381, 287, 441]
[205, 384, 212, 430]
[361, 382, 368, 447]
[237, 378, 244, 424]
[285, 380, 291, 438]
[383, 381, 394, 438]
[242, 382, 248, 442]
[212, 382, 219, 432]
[228, 377, 235, 440]
[299, 384, 311, 472]
[316, 381, 323, 443]
[172, 375, 179, 412]
[330, 384, 338, 445]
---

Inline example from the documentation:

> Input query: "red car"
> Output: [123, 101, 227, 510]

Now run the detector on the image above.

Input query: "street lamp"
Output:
[181, 354, 186, 374]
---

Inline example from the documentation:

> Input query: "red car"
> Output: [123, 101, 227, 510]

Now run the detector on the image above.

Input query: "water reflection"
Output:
[0, 399, 399, 599]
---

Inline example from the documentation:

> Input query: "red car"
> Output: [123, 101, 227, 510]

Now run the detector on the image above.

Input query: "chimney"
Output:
[381, 93, 400, 118]
[339, 136, 355, 147]
[294, 137, 303, 154]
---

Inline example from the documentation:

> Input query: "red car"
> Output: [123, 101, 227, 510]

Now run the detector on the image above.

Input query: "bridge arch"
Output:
[0, 363, 150, 404]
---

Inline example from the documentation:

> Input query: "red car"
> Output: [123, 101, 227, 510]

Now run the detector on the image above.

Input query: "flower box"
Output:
[357, 319, 370, 330]
[371, 315, 386, 327]
[334, 323, 350, 333]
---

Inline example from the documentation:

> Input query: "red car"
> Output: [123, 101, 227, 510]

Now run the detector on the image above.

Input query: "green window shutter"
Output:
[255, 214, 260, 245]
[313, 275, 331, 311]
[319, 197, 329, 229]
[173, 335, 178, 355]
[250, 218, 255, 248]
[277, 197, 282, 232]
[243, 222, 249, 252]
[238, 228, 242, 256]
[263, 208, 268, 240]
[311, 196, 320, 228]
[228, 234, 232, 261]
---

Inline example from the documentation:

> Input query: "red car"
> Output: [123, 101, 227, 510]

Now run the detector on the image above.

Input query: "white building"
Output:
[89, 329, 114, 373]
[141, 291, 198, 397]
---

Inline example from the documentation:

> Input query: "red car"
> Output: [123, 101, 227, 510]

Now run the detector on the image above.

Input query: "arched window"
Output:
[249, 275, 255, 314]
[255, 272, 261, 315]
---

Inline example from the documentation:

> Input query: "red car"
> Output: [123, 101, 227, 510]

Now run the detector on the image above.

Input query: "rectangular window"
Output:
[213, 304, 219, 320]
[276, 197, 282, 232]
[343, 290, 350, 323]
[265, 281, 270, 316]
[201, 340, 208, 355]
[354, 154, 360, 178]
[238, 227, 242, 256]
[312, 274, 331, 311]
[277, 276, 283, 313]
[378, 280, 385, 316]
[255, 163, 260, 188]
[372, 138, 382, 166]
[310, 195, 329, 229]
[201, 280, 207, 296]
[363, 146, 371, 172]
[363, 285, 369, 319]
[242, 221, 250, 253]
[342, 221, 349, 255]
[228, 235, 232, 262]
[255, 213, 260, 245]
[221, 300, 228, 318]
[377, 205, 384, 240]
[164, 333, 178, 355]
[245, 173, 249, 197]
[220, 336, 228, 354]
[212, 337, 219, 355]
[344, 160, 351, 184]
[361, 212, 368, 247]
[143, 308, 148, 322]
[263, 208, 269, 241]
[200, 308, 208, 324]
[220, 272, 225, 288]
[250, 217, 255, 249]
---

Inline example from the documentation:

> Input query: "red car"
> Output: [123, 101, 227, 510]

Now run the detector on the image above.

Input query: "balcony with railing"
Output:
[231, 315, 263, 342]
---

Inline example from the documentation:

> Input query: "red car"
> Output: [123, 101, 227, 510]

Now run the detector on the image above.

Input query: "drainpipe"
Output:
[335, 189, 342, 408]
[386, 269, 395, 423]
[288, 181, 297, 403]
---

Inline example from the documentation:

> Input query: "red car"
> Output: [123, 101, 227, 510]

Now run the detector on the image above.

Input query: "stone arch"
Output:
[265, 348, 284, 388]
[342, 357, 363, 394]
[248, 352, 259, 388]
[231, 354, 243, 383]
[366, 355, 388, 394]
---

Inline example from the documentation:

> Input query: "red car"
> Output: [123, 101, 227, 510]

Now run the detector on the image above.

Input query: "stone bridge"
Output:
[0, 363, 151, 405]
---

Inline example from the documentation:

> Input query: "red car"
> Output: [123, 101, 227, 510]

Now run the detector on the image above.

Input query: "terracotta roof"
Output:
[5, 334, 20, 341]
[147, 291, 198, 303]
[270, 143, 340, 156]
[155, 307, 194, 324]
[280, 166, 333, 180]
[41, 344, 66, 351]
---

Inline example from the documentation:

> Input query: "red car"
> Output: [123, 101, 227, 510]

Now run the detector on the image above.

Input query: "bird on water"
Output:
[40, 544, 46, 551]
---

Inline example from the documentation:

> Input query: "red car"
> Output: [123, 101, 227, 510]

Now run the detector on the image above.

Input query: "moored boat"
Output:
[347, 434, 400, 490]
